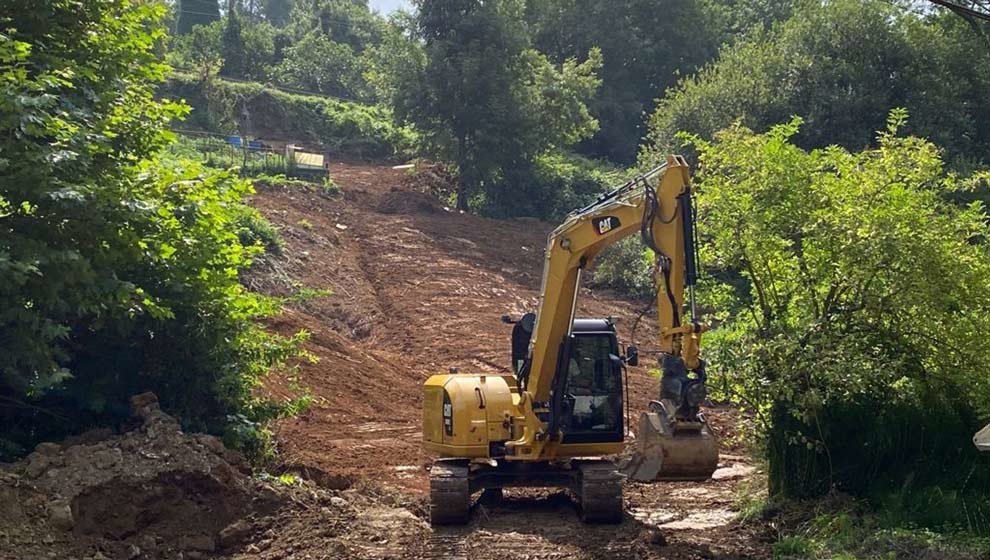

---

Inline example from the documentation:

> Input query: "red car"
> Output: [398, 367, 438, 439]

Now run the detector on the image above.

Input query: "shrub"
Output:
[481, 151, 624, 220]
[689, 112, 990, 529]
[0, 0, 302, 461]
[161, 73, 416, 159]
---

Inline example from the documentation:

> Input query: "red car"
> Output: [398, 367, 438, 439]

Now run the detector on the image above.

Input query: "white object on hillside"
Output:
[975, 424, 990, 452]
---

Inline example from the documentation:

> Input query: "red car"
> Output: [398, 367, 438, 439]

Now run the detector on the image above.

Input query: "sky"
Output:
[369, 0, 412, 14]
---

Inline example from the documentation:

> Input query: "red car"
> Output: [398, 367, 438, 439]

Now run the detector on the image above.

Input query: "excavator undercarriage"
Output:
[429, 458, 624, 525]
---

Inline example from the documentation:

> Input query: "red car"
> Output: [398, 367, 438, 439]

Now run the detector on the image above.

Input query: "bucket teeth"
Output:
[620, 411, 719, 482]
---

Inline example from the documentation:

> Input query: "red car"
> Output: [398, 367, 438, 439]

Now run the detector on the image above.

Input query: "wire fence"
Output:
[170, 130, 327, 179]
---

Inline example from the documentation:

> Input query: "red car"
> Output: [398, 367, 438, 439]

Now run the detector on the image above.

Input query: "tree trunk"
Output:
[456, 181, 468, 212]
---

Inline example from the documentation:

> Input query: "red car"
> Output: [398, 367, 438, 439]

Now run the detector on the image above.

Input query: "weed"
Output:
[322, 176, 340, 196]
[287, 287, 333, 304]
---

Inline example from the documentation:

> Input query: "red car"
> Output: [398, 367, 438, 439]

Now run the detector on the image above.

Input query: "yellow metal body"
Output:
[423, 373, 626, 459]
[422, 155, 706, 464]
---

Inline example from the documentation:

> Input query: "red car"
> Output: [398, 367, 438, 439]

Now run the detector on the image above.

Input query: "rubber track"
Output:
[429, 460, 470, 525]
[577, 461, 623, 523]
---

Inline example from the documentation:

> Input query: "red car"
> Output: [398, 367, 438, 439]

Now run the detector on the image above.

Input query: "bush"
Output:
[588, 237, 655, 300]
[688, 112, 990, 528]
[161, 73, 416, 159]
[481, 151, 624, 220]
[0, 0, 302, 461]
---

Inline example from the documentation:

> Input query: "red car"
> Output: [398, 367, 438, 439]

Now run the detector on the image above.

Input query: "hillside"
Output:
[247, 162, 769, 558]
[0, 161, 768, 560]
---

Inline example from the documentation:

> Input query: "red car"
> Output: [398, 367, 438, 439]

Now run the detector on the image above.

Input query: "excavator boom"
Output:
[421, 156, 718, 524]
[514, 155, 718, 480]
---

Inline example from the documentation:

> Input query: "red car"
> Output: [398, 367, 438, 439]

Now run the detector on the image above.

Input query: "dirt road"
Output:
[247, 162, 771, 559]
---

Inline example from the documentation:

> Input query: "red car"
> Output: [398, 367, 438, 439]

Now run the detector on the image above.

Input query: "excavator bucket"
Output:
[620, 410, 718, 482]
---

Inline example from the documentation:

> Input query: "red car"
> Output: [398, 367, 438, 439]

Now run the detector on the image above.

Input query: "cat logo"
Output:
[593, 216, 620, 235]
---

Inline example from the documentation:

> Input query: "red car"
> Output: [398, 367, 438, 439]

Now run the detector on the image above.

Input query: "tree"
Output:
[691, 113, 990, 515]
[177, 0, 221, 34]
[0, 0, 299, 459]
[642, 0, 990, 168]
[527, 0, 723, 163]
[275, 31, 370, 98]
[263, 0, 294, 25]
[220, 6, 247, 77]
[169, 19, 225, 80]
[397, 0, 602, 212]
[287, 0, 384, 51]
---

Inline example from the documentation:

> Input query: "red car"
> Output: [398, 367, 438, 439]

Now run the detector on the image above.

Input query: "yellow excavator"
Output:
[422, 155, 718, 524]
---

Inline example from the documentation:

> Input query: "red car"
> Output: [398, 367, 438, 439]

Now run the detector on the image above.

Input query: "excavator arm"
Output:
[508, 155, 718, 480]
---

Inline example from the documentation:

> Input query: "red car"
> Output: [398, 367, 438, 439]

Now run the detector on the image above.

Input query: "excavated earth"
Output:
[0, 161, 771, 559]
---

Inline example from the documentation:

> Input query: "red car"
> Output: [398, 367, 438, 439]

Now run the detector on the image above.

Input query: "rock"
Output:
[330, 496, 348, 508]
[219, 519, 252, 549]
[34, 442, 61, 456]
[48, 500, 74, 531]
[179, 535, 216, 552]
[129, 392, 159, 417]
[124, 545, 141, 560]
[140, 535, 157, 552]
[649, 528, 668, 547]
[24, 452, 51, 478]
[197, 435, 226, 456]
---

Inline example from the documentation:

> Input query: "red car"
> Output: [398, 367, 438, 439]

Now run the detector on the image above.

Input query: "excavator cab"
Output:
[552, 319, 624, 444]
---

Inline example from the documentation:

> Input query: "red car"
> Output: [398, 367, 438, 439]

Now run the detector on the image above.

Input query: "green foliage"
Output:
[0, 0, 302, 460]
[275, 31, 371, 100]
[643, 0, 990, 168]
[589, 237, 654, 300]
[168, 20, 225, 80]
[772, 504, 990, 559]
[528, 0, 727, 163]
[220, 8, 247, 78]
[689, 113, 990, 526]
[482, 150, 618, 220]
[397, 0, 602, 213]
[286, 0, 384, 51]
[162, 73, 416, 158]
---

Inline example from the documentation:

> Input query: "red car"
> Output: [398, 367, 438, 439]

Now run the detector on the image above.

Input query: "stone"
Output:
[330, 496, 348, 508]
[179, 535, 216, 552]
[34, 442, 61, 456]
[219, 519, 252, 549]
[48, 501, 74, 531]
[125, 545, 141, 560]
[649, 528, 668, 547]
[129, 392, 159, 416]
[24, 452, 51, 478]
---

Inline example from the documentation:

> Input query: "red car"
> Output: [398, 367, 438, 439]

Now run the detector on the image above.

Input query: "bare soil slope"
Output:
[248, 162, 770, 558]
[0, 162, 768, 560]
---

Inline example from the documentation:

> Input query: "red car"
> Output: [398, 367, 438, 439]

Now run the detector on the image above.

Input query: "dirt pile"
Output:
[0, 393, 424, 560]
[377, 188, 446, 215]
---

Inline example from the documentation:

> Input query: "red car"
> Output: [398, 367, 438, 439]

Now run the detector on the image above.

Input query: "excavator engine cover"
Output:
[621, 408, 718, 481]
